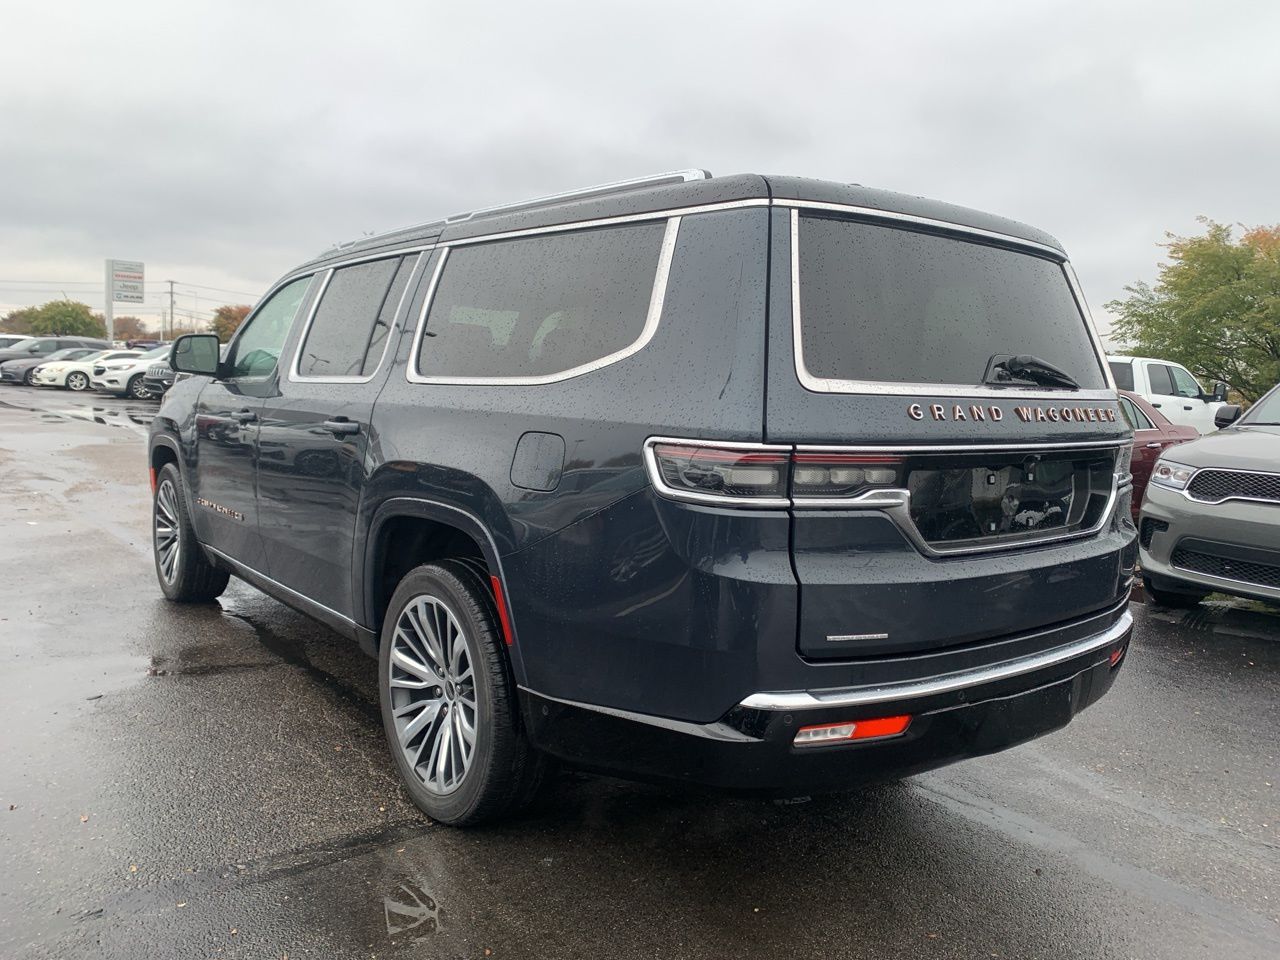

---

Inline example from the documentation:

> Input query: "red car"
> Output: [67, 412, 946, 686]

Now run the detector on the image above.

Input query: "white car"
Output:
[90, 346, 171, 399]
[1106, 354, 1230, 435]
[33, 349, 142, 391]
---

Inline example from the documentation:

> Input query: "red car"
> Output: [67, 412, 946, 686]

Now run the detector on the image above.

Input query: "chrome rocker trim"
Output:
[739, 605, 1133, 711]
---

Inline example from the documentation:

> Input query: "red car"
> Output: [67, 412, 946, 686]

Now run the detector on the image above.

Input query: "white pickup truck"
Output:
[1106, 355, 1229, 435]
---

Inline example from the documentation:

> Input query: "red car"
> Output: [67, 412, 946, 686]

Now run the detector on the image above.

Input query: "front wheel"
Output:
[127, 375, 151, 400]
[23, 368, 37, 386]
[153, 463, 230, 602]
[65, 372, 89, 391]
[379, 562, 546, 826]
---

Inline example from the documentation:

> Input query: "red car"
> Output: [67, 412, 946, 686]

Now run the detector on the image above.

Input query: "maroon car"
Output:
[1118, 390, 1198, 518]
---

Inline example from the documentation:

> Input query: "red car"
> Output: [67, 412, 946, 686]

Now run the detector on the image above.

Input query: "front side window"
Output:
[1169, 365, 1203, 398]
[229, 276, 312, 379]
[795, 215, 1107, 389]
[296, 256, 415, 378]
[416, 221, 666, 381]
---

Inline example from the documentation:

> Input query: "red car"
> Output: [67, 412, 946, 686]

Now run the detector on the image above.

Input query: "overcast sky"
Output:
[3, 1, 1278, 340]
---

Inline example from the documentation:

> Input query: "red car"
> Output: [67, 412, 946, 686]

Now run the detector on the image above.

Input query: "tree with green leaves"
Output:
[1108, 220, 1280, 403]
[24, 301, 108, 338]
[0, 306, 40, 334]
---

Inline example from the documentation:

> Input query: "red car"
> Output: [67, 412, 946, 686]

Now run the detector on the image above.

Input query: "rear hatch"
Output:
[767, 205, 1131, 660]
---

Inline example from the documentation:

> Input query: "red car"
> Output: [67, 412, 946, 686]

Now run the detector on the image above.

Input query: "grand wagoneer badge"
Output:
[908, 403, 1118, 424]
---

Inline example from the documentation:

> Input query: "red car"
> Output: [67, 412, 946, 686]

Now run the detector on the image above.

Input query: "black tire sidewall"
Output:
[128, 375, 147, 399]
[378, 564, 512, 825]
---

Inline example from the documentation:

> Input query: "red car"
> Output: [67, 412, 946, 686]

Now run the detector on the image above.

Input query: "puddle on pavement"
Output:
[0, 393, 156, 436]
[383, 879, 441, 940]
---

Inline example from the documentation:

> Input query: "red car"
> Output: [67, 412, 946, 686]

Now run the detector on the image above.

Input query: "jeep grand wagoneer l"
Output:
[150, 171, 1136, 825]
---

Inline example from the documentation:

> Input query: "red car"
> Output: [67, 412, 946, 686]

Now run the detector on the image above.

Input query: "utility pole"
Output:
[167, 280, 175, 340]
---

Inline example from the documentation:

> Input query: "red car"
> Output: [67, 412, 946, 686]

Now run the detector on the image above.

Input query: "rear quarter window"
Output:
[415, 221, 668, 382]
[795, 215, 1107, 389]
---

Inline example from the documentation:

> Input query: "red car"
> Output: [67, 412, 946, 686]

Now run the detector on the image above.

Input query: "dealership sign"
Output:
[106, 259, 144, 304]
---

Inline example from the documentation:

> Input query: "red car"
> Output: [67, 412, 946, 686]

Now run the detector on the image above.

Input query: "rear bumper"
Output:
[520, 606, 1132, 794]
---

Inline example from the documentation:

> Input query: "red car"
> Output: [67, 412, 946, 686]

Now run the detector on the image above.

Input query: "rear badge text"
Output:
[908, 403, 1118, 424]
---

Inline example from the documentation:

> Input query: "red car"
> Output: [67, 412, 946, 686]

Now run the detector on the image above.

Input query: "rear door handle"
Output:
[1183, 405, 1193, 411]
[1151, 402, 1162, 408]
[235, 409, 258, 424]
[1145, 442, 1164, 449]
[323, 418, 361, 437]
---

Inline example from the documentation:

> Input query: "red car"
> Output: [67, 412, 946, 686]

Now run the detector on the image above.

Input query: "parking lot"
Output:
[0, 385, 1276, 960]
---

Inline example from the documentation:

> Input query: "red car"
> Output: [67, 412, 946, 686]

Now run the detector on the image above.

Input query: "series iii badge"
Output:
[908, 403, 1117, 424]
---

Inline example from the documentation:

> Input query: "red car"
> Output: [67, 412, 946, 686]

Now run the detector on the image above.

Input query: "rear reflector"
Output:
[1109, 645, 1125, 667]
[490, 575, 514, 646]
[793, 714, 912, 747]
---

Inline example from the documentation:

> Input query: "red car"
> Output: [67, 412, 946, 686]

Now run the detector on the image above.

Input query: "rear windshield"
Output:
[1108, 360, 1135, 391]
[796, 216, 1107, 389]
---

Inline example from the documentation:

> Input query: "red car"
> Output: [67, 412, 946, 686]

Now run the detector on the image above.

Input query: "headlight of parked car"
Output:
[1151, 458, 1196, 490]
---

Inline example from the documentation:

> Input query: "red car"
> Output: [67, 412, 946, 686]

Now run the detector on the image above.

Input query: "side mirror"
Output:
[170, 334, 221, 377]
[1212, 381, 1229, 403]
[1214, 404, 1242, 429]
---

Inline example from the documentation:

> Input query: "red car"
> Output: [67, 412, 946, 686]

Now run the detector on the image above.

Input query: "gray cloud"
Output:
[3, 0, 1278, 337]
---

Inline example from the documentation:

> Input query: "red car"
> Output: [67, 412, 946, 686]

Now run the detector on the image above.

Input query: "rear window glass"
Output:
[1109, 361, 1135, 391]
[417, 222, 666, 380]
[298, 256, 413, 378]
[796, 216, 1106, 389]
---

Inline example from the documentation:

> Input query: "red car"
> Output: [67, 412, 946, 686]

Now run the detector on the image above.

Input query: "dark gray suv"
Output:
[149, 170, 1137, 824]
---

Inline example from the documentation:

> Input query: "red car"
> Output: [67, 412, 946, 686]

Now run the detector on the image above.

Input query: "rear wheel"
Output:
[379, 561, 546, 826]
[153, 463, 230, 602]
[1143, 578, 1207, 609]
[65, 371, 89, 391]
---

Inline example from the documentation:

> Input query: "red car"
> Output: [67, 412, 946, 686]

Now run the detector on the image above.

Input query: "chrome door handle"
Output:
[1145, 442, 1163, 448]
[235, 409, 258, 424]
[323, 418, 361, 436]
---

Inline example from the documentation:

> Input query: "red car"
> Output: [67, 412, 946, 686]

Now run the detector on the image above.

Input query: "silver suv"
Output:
[1139, 382, 1280, 606]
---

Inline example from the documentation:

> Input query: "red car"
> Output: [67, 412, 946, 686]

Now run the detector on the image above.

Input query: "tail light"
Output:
[794, 714, 912, 747]
[644, 439, 903, 506]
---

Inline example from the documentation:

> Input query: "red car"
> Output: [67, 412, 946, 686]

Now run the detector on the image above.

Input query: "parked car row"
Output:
[0, 336, 173, 398]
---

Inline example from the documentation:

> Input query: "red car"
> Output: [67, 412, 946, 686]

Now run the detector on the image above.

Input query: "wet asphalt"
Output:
[0, 386, 1276, 960]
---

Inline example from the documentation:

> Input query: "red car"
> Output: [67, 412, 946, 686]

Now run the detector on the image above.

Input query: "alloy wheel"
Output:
[387, 595, 478, 795]
[129, 376, 149, 400]
[153, 479, 181, 584]
[67, 372, 88, 391]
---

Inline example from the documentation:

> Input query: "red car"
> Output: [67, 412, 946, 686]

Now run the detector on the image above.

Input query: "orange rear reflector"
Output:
[794, 714, 911, 747]
[490, 575, 514, 646]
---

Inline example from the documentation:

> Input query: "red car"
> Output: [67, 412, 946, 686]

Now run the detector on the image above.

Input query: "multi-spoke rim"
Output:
[388, 594, 478, 795]
[67, 372, 87, 391]
[153, 479, 181, 584]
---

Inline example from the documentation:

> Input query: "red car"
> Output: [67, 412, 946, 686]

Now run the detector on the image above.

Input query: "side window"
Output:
[1169, 365, 1203, 399]
[1119, 396, 1153, 430]
[296, 256, 414, 379]
[228, 276, 312, 379]
[1108, 360, 1134, 391]
[1146, 363, 1175, 396]
[416, 221, 667, 381]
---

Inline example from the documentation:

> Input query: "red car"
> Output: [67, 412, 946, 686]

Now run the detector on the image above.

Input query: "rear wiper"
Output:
[984, 354, 1080, 390]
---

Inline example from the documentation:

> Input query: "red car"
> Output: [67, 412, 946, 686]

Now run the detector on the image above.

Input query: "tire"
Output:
[379, 561, 546, 826]
[127, 374, 150, 400]
[1143, 578, 1207, 609]
[23, 368, 37, 386]
[152, 463, 230, 602]
[65, 372, 89, 392]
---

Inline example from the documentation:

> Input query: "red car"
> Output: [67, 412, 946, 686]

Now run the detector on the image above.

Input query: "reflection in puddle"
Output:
[383, 879, 440, 938]
[0, 393, 156, 436]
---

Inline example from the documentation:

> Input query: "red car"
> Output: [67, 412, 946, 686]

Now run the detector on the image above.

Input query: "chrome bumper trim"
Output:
[738, 606, 1133, 711]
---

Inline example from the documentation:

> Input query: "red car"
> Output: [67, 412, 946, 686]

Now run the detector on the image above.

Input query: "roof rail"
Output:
[318, 169, 711, 258]
[443, 168, 712, 224]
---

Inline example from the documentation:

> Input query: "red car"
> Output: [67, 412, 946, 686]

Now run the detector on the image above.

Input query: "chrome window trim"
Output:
[287, 252, 425, 385]
[437, 199, 768, 249]
[786, 208, 1116, 400]
[738, 604, 1133, 711]
[642, 435, 793, 509]
[407, 217, 682, 386]
[1180, 466, 1280, 507]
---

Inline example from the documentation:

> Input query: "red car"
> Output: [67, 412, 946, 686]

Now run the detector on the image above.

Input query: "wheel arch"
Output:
[360, 497, 526, 682]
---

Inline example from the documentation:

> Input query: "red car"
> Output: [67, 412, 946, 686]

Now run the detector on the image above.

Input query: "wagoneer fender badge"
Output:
[908, 403, 1118, 424]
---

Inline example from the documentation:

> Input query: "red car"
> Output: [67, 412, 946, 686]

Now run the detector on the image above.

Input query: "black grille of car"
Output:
[1171, 546, 1280, 589]
[1139, 517, 1167, 549]
[1186, 469, 1280, 504]
[92, 365, 106, 375]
